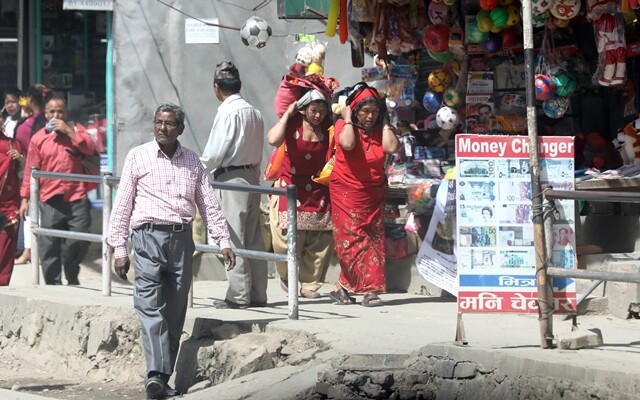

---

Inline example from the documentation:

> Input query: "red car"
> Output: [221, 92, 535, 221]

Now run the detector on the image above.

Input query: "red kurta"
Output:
[0, 136, 23, 285]
[329, 119, 387, 294]
[277, 114, 332, 231]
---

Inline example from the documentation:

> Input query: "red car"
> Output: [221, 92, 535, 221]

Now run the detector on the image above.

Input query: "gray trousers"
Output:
[132, 225, 194, 376]
[39, 196, 91, 285]
[215, 168, 268, 305]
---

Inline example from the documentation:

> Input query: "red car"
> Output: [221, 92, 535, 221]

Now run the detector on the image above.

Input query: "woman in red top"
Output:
[267, 90, 333, 299]
[0, 113, 25, 285]
[329, 86, 400, 306]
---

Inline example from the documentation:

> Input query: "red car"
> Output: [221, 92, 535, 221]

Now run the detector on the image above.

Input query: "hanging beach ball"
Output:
[436, 106, 460, 130]
[427, 48, 454, 62]
[422, 90, 443, 113]
[543, 96, 569, 119]
[490, 6, 509, 28]
[482, 33, 503, 53]
[551, 70, 577, 97]
[532, 0, 552, 15]
[467, 21, 489, 43]
[443, 87, 463, 108]
[506, 5, 521, 25]
[534, 74, 556, 101]
[480, 0, 500, 11]
[428, 69, 453, 93]
[501, 27, 519, 48]
[422, 24, 451, 53]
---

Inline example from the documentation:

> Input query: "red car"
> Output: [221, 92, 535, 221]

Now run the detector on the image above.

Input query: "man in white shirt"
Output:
[201, 61, 268, 309]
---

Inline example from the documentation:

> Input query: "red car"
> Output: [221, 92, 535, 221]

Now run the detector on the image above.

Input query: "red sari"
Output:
[329, 119, 387, 294]
[0, 136, 22, 285]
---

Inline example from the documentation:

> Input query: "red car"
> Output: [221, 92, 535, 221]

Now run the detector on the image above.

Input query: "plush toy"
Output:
[295, 46, 313, 66]
[618, 117, 640, 165]
[587, 0, 626, 86]
[306, 43, 327, 76]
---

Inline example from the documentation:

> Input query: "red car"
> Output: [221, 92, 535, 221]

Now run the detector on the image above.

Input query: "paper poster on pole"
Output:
[416, 179, 458, 296]
[455, 134, 576, 314]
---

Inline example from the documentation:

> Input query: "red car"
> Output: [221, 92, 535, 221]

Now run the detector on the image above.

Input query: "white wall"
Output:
[112, 0, 363, 173]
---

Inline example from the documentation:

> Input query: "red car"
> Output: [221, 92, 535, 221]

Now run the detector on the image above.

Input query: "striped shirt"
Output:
[107, 140, 232, 259]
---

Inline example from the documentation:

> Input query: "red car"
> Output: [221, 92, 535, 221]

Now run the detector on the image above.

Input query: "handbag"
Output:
[312, 126, 336, 186]
[263, 144, 285, 181]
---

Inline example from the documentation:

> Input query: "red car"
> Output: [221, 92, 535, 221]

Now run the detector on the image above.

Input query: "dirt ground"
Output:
[0, 353, 146, 400]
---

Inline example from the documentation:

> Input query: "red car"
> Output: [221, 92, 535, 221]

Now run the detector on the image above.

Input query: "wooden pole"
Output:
[522, 0, 554, 348]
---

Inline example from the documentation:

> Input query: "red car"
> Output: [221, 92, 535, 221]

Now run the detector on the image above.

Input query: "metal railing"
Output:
[28, 168, 302, 319]
[542, 187, 640, 323]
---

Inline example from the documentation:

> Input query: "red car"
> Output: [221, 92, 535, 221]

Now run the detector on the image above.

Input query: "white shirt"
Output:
[200, 94, 264, 173]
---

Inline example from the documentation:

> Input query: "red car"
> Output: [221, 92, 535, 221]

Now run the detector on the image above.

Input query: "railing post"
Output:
[29, 167, 40, 285]
[286, 184, 298, 320]
[102, 173, 113, 296]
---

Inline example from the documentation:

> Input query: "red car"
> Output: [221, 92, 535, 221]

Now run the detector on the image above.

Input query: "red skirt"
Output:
[330, 179, 386, 294]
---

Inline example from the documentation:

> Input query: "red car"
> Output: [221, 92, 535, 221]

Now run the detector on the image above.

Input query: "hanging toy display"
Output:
[532, 0, 552, 15]
[428, 69, 453, 93]
[423, 24, 451, 53]
[587, 0, 627, 87]
[543, 96, 570, 119]
[477, 10, 494, 32]
[443, 87, 464, 108]
[423, 90, 443, 113]
[489, 6, 509, 28]
[428, 1, 453, 25]
[467, 21, 490, 43]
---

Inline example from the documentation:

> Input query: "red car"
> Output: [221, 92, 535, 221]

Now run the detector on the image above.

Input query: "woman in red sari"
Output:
[329, 86, 400, 306]
[0, 113, 25, 285]
[267, 90, 333, 299]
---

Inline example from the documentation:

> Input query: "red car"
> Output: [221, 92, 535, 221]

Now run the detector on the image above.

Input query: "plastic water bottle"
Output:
[45, 118, 56, 133]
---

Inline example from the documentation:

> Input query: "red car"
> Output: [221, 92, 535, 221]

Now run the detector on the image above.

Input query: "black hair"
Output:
[25, 83, 53, 110]
[214, 61, 241, 94]
[155, 103, 185, 126]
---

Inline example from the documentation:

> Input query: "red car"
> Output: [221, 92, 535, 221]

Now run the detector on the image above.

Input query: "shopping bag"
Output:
[263, 144, 285, 181]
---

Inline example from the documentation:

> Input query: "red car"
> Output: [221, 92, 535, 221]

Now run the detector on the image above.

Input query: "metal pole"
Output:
[286, 185, 298, 320]
[102, 173, 113, 296]
[523, 0, 554, 348]
[29, 167, 40, 285]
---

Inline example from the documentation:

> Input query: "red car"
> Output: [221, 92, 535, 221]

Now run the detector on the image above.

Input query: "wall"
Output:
[112, 0, 362, 172]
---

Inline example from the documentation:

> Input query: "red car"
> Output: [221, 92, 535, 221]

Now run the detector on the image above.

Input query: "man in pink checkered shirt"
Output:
[107, 103, 235, 399]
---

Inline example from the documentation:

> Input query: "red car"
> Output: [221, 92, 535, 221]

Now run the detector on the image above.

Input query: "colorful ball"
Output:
[532, 11, 549, 26]
[436, 106, 460, 130]
[543, 96, 569, 119]
[422, 90, 443, 113]
[428, 69, 453, 93]
[482, 33, 502, 53]
[428, 1, 451, 25]
[532, 0, 551, 15]
[477, 16, 493, 32]
[506, 5, 521, 25]
[534, 74, 556, 101]
[490, 6, 509, 28]
[422, 24, 451, 53]
[467, 21, 489, 43]
[480, 0, 500, 11]
[551, 70, 577, 97]
[443, 0, 457, 5]
[501, 27, 519, 48]
[443, 87, 463, 107]
[427, 48, 454, 62]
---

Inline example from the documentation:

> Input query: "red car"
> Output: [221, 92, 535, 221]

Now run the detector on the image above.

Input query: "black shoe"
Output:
[250, 301, 268, 308]
[67, 279, 80, 286]
[164, 383, 181, 397]
[213, 299, 250, 309]
[145, 376, 165, 399]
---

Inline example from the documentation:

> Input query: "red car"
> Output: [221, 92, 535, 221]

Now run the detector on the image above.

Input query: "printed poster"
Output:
[416, 180, 458, 296]
[455, 134, 577, 314]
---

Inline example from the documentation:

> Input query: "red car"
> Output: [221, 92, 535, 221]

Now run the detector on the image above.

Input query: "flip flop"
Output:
[362, 292, 384, 307]
[328, 288, 356, 305]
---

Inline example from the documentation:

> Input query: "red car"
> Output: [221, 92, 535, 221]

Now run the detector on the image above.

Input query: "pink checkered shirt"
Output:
[107, 140, 232, 259]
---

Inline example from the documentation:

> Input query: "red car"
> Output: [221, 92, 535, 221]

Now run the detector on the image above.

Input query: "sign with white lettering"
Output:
[63, 0, 113, 11]
[185, 18, 219, 44]
[455, 134, 576, 314]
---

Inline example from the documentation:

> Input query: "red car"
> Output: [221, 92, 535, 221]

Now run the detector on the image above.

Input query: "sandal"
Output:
[362, 292, 384, 307]
[328, 287, 356, 305]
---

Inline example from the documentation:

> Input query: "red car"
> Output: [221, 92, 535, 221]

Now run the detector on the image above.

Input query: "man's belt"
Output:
[213, 164, 253, 180]
[138, 222, 190, 232]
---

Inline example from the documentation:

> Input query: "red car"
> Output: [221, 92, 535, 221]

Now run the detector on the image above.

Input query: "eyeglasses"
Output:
[153, 120, 179, 128]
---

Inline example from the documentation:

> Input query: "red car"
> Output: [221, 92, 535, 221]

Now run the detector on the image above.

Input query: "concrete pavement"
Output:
[3, 251, 640, 399]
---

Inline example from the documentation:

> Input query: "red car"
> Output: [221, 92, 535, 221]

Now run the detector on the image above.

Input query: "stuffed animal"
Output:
[587, 0, 626, 86]
[618, 117, 640, 165]
[306, 43, 327, 76]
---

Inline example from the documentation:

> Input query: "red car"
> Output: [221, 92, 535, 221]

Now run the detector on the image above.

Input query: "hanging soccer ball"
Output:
[436, 106, 459, 130]
[240, 16, 272, 49]
[422, 90, 442, 113]
[443, 87, 463, 107]
[534, 74, 555, 101]
[551, 70, 577, 97]
[428, 69, 453, 93]
[543, 96, 569, 119]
